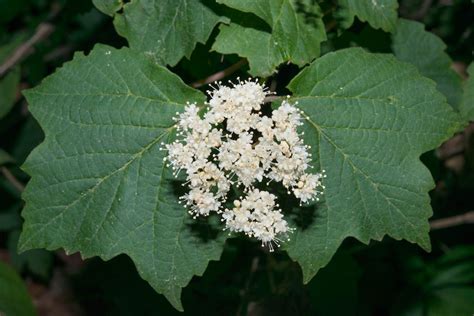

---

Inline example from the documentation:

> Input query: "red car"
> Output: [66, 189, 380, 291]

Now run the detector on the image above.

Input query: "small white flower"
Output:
[222, 189, 291, 251]
[256, 116, 275, 140]
[163, 79, 325, 250]
[293, 173, 325, 203]
[182, 187, 221, 217]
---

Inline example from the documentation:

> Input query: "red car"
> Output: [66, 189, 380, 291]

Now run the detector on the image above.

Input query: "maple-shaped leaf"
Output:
[284, 48, 461, 282]
[19, 45, 225, 311]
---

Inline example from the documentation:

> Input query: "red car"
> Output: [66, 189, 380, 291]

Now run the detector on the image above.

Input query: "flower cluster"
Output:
[163, 79, 325, 251]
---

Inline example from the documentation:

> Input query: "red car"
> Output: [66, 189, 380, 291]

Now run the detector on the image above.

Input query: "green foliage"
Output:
[392, 19, 463, 109]
[97, 0, 228, 66]
[425, 288, 474, 316]
[306, 252, 360, 315]
[395, 245, 474, 315]
[460, 63, 474, 121]
[19, 45, 225, 310]
[0, 261, 36, 316]
[212, 0, 326, 77]
[0, 0, 472, 313]
[0, 35, 24, 119]
[0, 0, 28, 24]
[0, 149, 14, 165]
[91, 0, 122, 16]
[337, 0, 399, 32]
[0, 203, 22, 231]
[0, 67, 20, 119]
[73, 255, 181, 315]
[285, 47, 461, 281]
[8, 231, 54, 280]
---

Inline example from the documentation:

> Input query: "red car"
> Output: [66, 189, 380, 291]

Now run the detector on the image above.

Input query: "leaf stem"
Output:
[264, 95, 284, 103]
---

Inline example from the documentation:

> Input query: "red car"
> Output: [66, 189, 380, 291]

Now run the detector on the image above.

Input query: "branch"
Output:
[430, 211, 474, 230]
[263, 95, 284, 103]
[191, 59, 247, 88]
[0, 23, 54, 78]
[1, 166, 25, 193]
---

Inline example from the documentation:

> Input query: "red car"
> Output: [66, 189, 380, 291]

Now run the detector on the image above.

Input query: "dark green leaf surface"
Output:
[0, 148, 14, 165]
[285, 48, 461, 282]
[0, 261, 36, 316]
[10, 118, 44, 164]
[392, 19, 463, 109]
[0, 0, 28, 24]
[0, 204, 21, 232]
[19, 45, 225, 311]
[426, 287, 474, 316]
[395, 245, 474, 316]
[0, 67, 20, 119]
[8, 230, 54, 280]
[337, 0, 398, 32]
[212, 0, 326, 77]
[460, 63, 474, 121]
[95, 0, 227, 66]
[307, 252, 360, 315]
[0, 34, 27, 119]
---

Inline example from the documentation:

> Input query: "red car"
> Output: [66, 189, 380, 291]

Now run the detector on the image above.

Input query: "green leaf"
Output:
[92, 0, 123, 16]
[212, 0, 326, 77]
[337, 0, 398, 32]
[429, 260, 474, 288]
[0, 66, 20, 119]
[395, 246, 474, 316]
[459, 63, 474, 121]
[19, 44, 226, 311]
[427, 245, 474, 288]
[427, 287, 474, 316]
[0, 261, 36, 316]
[8, 230, 54, 280]
[74, 256, 180, 315]
[0, 32, 29, 61]
[0, 148, 14, 166]
[0, 0, 28, 24]
[0, 34, 27, 119]
[10, 118, 44, 165]
[285, 48, 461, 283]
[392, 19, 463, 109]
[307, 251, 360, 315]
[97, 0, 228, 66]
[0, 204, 22, 232]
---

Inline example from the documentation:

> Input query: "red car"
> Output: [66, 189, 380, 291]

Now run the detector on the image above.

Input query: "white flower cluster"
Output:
[164, 79, 325, 251]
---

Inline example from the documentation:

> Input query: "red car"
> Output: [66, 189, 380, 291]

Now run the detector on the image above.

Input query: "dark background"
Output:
[0, 0, 473, 315]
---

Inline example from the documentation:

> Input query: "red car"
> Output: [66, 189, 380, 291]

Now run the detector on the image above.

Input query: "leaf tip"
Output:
[420, 237, 432, 253]
[17, 232, 34, 254]
[164, 286, 184, 312]
[92, 0, 123, 17]
[302, 268, 319, 284]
